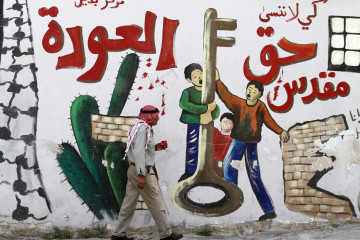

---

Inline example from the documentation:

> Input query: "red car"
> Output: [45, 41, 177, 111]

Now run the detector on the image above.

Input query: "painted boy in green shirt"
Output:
[178, 63, 220, 182]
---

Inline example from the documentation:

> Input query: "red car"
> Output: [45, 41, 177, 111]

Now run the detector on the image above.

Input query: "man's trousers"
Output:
[113, 165, 172, 239]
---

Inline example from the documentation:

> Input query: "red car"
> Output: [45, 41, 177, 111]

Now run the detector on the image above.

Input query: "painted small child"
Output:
[178, 63, 220, 182]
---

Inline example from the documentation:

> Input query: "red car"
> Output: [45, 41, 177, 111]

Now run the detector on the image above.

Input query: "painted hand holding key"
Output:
[171, 8, 244, 217]
[200, 101, 217, 124]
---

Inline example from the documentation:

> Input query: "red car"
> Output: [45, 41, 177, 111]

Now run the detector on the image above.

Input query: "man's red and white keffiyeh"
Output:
[123, 119, 151, 160]
[123, 105, 159, 160]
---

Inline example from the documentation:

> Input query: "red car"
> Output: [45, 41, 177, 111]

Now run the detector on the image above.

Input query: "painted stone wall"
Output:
[283, 115, 355, 220]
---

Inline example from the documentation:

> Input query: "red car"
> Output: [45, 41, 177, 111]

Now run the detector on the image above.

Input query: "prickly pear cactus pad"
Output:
[104, 142, 128, 208]
[56, 53, 139, 219]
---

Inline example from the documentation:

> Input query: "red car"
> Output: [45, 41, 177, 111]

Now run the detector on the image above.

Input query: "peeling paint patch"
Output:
[311, 154, 334, 171]
[102, 160, 108, 167]
[158, 69, 179, 89]
[38, 140, 63, 155]
[161, 182, 169, 193]
[252, 161, 258, 168]
[231, 160, 244, 171]
[263, 147, 281, 162]
[315, 130, 360, 170]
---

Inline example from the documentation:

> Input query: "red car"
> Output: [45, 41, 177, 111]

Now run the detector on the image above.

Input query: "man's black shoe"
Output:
[111, 235, 134, 240]
[258, 211, 277, 221]
[178, 173, 194, 182]
[160, 233, 183, 240]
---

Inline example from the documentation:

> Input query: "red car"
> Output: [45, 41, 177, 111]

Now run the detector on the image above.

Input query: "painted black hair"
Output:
[246, 80, 264, 97]
[220, 112, 234, 122]
[184, 63, 202, 80]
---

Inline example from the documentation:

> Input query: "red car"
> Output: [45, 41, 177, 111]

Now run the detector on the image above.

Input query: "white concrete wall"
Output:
[1, 0, 360, 228]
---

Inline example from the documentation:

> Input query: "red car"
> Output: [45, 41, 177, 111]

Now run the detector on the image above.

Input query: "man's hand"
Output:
[200, 111, 212, 124]
[207, 101, 216, 111]
[280, 130, 290, 143]
[215, 68, 220, 81]
[137, 175, 145, 189]
[155, 143, 165, 151]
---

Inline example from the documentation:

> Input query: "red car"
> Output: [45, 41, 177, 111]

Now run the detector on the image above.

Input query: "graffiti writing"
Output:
[267, 72, 350, 112]
[75, 0, 124, 10]
[38, 7, 59, 17]
[42, 11, 179, 82]
[243, 37, 317, 85]
[349, 108, 360, 139]
[259, 0, 328, 30]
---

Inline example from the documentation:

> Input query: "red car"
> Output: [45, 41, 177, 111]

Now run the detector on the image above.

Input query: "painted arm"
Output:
[179, 89, 208, 114]
[211, 105, 220, 120]
[215, 80, 239, 113]
[200, 102, 220, 124]
[262, 103, 284, 135]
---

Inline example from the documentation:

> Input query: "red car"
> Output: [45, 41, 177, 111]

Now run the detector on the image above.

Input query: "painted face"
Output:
[220, 117, 234, 132]
[187, 69, 203, 87]
[246, 84, 261, 101]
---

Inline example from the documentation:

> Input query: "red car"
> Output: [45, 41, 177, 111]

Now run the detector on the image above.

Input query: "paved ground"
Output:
[1, 219, 360, 239]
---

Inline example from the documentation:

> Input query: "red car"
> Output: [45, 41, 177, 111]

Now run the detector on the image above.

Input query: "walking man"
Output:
[112, 105, 183, 240]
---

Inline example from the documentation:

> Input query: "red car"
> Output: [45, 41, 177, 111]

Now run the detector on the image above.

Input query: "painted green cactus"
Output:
[104, 142, 128, 207]
[57, 143, 107, 220]
[108, 53, 140, 116]
[56, 53, 139, 219]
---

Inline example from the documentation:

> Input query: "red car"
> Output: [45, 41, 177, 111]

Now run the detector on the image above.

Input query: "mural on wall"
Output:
[177, 62, 220, 182]
[328, 16, 360, 73]
[171, 8, 245, 217]
[348, 108, 360, 139]
[74, 0, 125, 10]
[283, 115, 356, 220]
[259, 0, 329, 30]
[215, 73, 290, 221]
[42, 10, 179, 82]
[171, 2, 358, 221]
[0, 0, 52, 221]
[0, 0, 3, 63]
[1, 0, 360, 226]
[213, 112, 234, 179]
[56, 53, 139, 220]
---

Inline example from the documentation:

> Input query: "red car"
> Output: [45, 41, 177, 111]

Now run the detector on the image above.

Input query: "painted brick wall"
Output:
[91, 115, 136, 143]
[282, 115, 355, 220]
